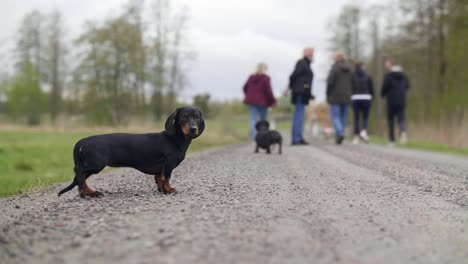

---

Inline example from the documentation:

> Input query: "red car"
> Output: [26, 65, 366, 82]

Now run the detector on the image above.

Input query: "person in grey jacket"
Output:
[326, 52, 354, 145]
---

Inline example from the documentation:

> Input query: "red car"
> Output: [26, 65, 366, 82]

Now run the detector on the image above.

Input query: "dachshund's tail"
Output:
[59, 142, 83, 197]
[58, 177, 77, 197]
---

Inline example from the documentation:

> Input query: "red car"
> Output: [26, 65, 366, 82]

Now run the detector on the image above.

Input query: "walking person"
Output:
[326, 52, 354, 145]
[381, 58, 410, 146]
[351, 62, 374, 144]
[287, 47, 314, 145]
[243, 62, 276, 140]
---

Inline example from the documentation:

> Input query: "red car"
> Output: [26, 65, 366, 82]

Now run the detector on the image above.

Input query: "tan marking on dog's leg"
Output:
[163, 178, 177, 194]
[79, 181, 102, 197]
[155, 174, 166, 193]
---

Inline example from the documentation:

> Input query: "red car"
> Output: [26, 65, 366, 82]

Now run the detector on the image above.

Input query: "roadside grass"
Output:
[0, 131, 95, 197]
[370, 137, 468, 156]
[0, 119, 258, 197]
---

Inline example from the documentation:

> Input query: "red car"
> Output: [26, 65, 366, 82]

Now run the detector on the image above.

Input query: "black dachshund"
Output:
[255, 120, 282, 154]
[58, 107, 205, 197]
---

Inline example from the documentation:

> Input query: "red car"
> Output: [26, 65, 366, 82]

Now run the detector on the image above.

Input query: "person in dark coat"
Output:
[243, 62, 277, 140]
[288, 47, 314, 145]
[351, 62, 374, 144]
[326, 52, 354, 145]
[381, 57, 410, 146]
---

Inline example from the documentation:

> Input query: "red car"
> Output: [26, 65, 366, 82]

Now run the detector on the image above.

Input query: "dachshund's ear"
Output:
[193, 110, 205, 139]
[165, 108, 181, 135]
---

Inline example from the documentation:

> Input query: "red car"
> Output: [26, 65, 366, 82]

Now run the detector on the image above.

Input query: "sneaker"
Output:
[352, 136, 359, 145]
[400, 132, 408, 145]
[359, 130, 369, 143]
[388, 142, 396, 148]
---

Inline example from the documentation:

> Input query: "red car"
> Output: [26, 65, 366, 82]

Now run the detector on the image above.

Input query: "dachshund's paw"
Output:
[164, 188, 177, 195]
[92, 191, 104, 197]
[163, 182, 177, 194]
[79, 190, 104, 198]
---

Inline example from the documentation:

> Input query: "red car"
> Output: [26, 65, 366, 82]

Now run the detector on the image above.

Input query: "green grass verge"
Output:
[0, 131, 96, 197]
[370, 137, 468, 156]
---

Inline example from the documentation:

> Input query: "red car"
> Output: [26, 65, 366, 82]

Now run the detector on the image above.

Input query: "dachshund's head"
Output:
[255, 120, 270, 132]
[165, 107, 205, 139]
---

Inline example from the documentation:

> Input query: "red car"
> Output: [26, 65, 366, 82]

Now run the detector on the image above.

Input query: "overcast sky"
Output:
[0, 0, 381, 101]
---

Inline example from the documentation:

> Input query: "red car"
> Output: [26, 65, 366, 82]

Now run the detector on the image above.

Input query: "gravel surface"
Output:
[1, 141, 468, 264]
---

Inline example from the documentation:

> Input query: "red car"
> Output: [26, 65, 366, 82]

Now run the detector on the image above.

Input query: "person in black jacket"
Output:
[381, 58, 410, 146]
[351, 62, 374, 144]
[287, 47, 314, 145]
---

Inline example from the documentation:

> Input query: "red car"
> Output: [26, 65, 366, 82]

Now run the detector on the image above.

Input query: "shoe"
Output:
[292, 140, 309, 146]
[388, 142, 396, 148]
[352, 136, 359, 145]
[335, 136, 344, 145]
[400, 132, 408, 145]
[359, 130, 369, 143]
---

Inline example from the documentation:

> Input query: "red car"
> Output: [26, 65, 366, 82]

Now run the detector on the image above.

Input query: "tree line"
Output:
[0, 0, 194, 126]
[329, 0, 468, 133]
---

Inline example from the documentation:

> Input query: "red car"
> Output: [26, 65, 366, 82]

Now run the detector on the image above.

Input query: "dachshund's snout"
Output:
[189, 125, 198, 135]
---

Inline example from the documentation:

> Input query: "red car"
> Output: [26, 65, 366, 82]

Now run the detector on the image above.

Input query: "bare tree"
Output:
[150, 0, 170, 120]
[16, 10, 43, 78]
[329, 4, 363, 61]
[44, 10, 67, 125]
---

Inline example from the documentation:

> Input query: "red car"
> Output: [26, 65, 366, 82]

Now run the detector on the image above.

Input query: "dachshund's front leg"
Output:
[155, 167, 176, 194]
[155, 174, 165, 193]
[163, 167, 176, 194]
[163, 179, 176, 194]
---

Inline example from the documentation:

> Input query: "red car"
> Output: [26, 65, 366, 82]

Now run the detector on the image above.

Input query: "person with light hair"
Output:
[287, 47, 315, 145]
[326, 52, 354, 145]
[243, 62, 277, 140]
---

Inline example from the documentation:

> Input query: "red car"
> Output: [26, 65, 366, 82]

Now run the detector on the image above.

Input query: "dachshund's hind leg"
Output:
[76, 169, 104, 198]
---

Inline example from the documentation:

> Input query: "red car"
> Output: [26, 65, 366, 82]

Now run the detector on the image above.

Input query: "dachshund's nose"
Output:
[190, 126, 198, 134]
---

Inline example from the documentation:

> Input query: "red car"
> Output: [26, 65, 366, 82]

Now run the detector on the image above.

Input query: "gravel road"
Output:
[1, 141, 468, 264]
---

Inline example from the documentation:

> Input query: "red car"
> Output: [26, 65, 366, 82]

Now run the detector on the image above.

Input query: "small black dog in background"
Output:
[255, 120, 282, 154]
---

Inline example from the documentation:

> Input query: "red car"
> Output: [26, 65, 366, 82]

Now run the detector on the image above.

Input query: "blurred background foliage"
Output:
[328, 0, 468, 146]
[0, 0, 466, 139]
